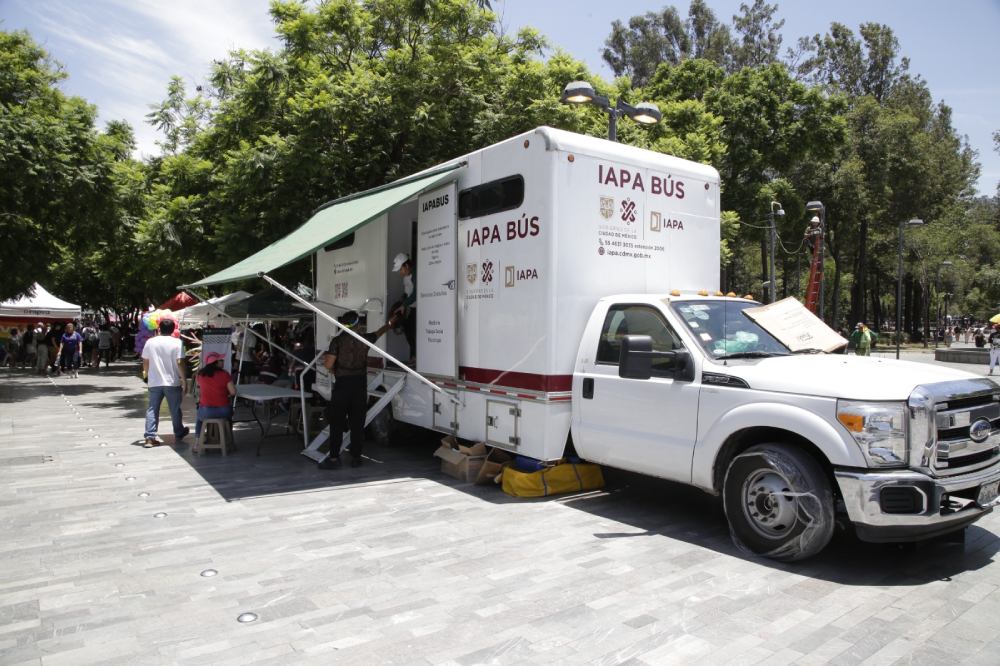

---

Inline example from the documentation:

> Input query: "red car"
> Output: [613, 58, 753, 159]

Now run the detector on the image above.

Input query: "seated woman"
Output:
[195, 352, 236, 439]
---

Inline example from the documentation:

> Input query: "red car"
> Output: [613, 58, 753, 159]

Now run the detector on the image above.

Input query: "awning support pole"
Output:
[258, 273, 459, 404]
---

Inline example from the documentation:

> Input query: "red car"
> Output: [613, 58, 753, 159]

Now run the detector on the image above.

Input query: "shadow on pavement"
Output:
[163, 417, 1000, 585]
[557, 468, 1000, 586]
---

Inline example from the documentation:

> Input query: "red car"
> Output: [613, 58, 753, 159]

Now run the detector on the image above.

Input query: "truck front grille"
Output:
[933, 393, 1000, 475]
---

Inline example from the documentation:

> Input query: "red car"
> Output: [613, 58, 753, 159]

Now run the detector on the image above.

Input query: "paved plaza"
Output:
[2, 350, 1000, 665]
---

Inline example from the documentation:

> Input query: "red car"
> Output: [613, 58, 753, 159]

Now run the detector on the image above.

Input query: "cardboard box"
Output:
[434, 438, 486, 483]
[439, 435, 487, 457]
[476, 448, 513, 485]
[457, 440, 488, 457]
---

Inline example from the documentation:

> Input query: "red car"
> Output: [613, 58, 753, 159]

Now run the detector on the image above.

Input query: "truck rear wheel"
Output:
[722, 443, 834, 561]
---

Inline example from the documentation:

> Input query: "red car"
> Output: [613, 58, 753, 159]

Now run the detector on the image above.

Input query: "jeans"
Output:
[145, 385, 185, 440]
[60, 349, 80, 370]
[196, 405, 233, 437]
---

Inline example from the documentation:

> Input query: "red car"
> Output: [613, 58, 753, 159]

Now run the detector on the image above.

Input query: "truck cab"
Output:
[573, 293, 1000, 560]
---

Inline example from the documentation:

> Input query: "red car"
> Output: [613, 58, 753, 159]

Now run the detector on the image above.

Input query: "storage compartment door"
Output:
[433, 390, 457, 433]
[416, 183, 458, 378]
[486, 400, 520, 449]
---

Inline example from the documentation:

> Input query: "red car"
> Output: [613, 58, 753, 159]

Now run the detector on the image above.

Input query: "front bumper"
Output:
[835, 464, 1000, 542]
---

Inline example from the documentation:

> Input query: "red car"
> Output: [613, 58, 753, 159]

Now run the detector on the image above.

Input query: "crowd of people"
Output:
[0, 321, 125, 375]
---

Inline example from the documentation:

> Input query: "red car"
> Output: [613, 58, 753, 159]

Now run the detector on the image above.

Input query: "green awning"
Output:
[184, 164, 462, 288]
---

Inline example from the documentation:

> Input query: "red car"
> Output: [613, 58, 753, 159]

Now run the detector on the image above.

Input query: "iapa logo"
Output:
[504, 265, 539, 287]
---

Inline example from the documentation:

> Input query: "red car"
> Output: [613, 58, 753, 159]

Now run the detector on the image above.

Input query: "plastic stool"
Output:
[197, 419, 232, 455]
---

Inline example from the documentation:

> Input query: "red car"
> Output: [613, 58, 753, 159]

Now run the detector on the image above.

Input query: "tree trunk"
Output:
[830, 250, 842, 332]
[871, 274, 882, 331]
[759, 237, 768, 299]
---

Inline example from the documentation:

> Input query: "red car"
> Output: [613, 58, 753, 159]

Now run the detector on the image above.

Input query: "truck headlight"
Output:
[837, 400, 908, 467]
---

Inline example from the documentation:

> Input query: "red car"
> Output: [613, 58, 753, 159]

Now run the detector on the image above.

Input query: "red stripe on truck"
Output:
[459, 367, 573, 393]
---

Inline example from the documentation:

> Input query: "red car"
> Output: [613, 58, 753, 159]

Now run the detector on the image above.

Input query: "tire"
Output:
[722, 443, 834, 562]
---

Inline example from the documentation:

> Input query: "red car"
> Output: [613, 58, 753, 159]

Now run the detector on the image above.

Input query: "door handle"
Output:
[582, 377, 594, 399]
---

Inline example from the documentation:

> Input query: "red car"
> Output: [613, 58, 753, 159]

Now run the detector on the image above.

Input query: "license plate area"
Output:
[976, 480, 1000, 508]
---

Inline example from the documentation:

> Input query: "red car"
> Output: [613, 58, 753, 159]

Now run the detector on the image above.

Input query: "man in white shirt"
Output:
[141, 319, 188, 448]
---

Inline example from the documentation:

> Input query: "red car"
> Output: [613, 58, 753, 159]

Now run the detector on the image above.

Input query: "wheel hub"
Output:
[742, 470, 797, 539]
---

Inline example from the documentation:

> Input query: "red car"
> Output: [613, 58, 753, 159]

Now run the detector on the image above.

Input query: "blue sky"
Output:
[4, 0, 998, 196]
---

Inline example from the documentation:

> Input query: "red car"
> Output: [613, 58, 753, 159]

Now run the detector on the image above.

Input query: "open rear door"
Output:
[416, 183, 458, 378]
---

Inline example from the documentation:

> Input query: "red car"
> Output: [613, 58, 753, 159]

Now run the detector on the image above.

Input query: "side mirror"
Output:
[619, 335, 693, 381]
[619, 335, 653, 380]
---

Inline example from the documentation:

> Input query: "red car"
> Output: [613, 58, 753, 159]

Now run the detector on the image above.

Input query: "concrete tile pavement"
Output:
[1, 358, 1000, 664]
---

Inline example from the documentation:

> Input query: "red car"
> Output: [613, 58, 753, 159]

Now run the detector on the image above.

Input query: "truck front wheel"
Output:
[722, 443, 834, 561]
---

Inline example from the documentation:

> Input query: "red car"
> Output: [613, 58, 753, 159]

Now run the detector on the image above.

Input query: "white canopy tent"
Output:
[172, 291, 252, 328]
[0, 283, 81, 322]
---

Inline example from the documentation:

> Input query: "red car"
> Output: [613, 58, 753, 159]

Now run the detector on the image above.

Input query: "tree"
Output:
[144, 0, 595, 290]
[792, 22, 980, 329]
[602, 2, 732, 85]
[730, 0, 784, 70]
[0, 30, 134, 301]
[793, 22, 909, 102]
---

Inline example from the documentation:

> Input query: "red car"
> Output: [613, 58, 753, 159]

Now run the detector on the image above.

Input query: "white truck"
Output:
[202, 127, 1000, 561]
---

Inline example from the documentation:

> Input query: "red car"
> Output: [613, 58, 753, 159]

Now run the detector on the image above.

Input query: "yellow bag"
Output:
[501, 462, 604, 498]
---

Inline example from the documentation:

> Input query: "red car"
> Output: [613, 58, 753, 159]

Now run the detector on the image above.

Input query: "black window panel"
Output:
[323, 232, 355, 252]
[458, 175, 524, 219]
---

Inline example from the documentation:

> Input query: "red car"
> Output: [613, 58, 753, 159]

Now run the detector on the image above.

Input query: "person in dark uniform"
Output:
[318, 311, 395, 469]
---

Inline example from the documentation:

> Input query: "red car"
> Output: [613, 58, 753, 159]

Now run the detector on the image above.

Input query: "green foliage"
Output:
[0, 30, 138, 302]
[602, 2, 732, 85]
[730, 0, 784, 70]
[1, 1, 991, 328]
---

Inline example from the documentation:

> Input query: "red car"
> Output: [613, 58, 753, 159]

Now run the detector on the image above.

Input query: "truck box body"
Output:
[315, 127, 720, 459]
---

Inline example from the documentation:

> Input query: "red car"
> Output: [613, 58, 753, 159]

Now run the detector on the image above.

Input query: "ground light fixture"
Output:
[560, 80, 662, 142]
[897, 217, 925, 359]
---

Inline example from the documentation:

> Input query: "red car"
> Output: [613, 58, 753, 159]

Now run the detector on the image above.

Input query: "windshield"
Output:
[670, 299, 790, 359]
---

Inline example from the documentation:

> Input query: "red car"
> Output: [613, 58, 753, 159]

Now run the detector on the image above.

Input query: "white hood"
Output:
[713, 354, 978, 401]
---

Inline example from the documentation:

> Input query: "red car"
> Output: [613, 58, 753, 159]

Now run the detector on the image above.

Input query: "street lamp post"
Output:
[768, 202, 784, 304]
[933, 260, 953, 349]
[560, 81, 662, 142]
[896, 218, 924, 359]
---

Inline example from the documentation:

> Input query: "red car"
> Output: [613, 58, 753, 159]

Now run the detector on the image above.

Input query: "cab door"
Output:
[574, 304, 700, 482]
